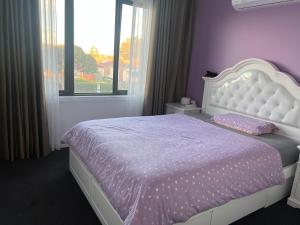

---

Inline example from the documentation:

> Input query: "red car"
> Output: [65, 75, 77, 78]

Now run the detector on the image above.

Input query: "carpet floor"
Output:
[1, 149, 300, 225]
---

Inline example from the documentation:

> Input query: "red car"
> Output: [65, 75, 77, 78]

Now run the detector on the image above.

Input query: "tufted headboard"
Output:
[202, 58, 300, 141]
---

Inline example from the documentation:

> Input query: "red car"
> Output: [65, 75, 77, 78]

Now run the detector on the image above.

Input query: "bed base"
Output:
[69, 150, 296, 225]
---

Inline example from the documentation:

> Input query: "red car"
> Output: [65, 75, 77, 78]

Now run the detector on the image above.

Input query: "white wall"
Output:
[59, 96, 141, 140]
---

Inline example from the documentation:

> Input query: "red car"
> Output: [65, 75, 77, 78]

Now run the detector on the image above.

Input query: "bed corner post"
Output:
[202, 76, 210, 114]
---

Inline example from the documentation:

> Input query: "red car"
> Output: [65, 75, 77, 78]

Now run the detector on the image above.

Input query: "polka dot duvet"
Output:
[64, 114, 284, 225]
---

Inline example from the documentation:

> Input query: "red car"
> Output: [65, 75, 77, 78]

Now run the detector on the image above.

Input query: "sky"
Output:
[57, 0, 133, 55]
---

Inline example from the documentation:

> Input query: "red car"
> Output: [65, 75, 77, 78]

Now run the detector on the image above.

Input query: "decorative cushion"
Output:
[212, 113, 277, 135]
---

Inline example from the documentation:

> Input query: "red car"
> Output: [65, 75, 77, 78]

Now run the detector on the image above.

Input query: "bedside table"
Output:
[287, 145, 300, 209]
[166, 103, 201, 115]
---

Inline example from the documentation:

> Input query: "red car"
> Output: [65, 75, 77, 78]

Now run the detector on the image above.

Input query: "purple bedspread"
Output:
[64, 114, 284, 225]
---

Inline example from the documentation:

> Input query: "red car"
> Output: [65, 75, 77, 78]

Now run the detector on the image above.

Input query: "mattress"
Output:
[64, 114, 284, 225]
[188, 112, 299, 167]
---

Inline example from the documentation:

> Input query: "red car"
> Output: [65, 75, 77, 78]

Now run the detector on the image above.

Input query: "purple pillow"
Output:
[212, 113, 278, 135]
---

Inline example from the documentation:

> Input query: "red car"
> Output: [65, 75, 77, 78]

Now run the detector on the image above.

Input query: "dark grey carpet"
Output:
[0, 149, 300, 225]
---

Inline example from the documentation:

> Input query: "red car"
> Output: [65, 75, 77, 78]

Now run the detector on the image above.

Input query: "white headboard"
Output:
[202, 58, 300, 141]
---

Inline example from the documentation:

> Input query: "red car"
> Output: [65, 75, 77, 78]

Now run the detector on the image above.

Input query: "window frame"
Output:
[60, 0, 133, 96]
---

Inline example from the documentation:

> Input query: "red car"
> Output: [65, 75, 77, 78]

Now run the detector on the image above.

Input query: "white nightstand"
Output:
[287, 145, 300, 209]
[166, 103, 201, 115]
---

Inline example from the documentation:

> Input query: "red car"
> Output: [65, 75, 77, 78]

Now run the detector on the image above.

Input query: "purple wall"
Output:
[187, 0, 300, 105]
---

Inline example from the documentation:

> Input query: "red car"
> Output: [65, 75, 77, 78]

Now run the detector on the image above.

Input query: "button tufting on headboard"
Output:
[210, 70, 300, 128]
[202, 58, 300, 141]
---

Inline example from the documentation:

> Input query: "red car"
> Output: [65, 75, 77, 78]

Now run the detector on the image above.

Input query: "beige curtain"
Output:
[0, 0, 50, 161]
[143, 0, 196, 115]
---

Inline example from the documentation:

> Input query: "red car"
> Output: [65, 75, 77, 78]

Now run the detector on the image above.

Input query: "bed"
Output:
[64, 58, 300, 225]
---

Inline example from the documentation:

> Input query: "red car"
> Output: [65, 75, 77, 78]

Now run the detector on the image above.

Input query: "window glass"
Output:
[74, 0, 116, 94]
[57, 0, 65, 91]
[118, 4, 133, 91]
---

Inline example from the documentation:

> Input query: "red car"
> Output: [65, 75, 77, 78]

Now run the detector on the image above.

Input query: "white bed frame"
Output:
[69, 58, 300, 225]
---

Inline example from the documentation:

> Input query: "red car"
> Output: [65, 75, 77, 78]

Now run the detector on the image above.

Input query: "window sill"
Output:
[59, 95, 129, 103]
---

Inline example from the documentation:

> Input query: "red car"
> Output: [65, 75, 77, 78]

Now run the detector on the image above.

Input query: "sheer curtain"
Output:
[127, 0, 153, 115]
[40, 0, 61, 150]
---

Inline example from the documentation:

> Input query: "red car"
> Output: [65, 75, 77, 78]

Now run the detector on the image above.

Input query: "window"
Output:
[56, 0, 65, 91]
[59, 0, 133, 96]
[118, 4, 134, 92]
